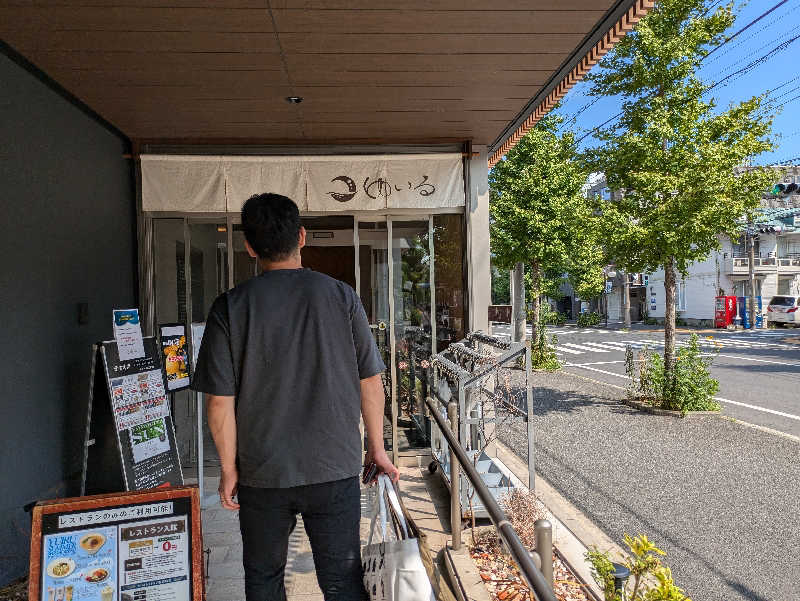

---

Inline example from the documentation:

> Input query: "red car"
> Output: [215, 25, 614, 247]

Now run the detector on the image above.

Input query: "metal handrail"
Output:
[425, 396, 557, 601]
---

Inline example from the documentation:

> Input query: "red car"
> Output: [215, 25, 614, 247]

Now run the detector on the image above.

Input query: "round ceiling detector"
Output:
[285, 96, 304, 104]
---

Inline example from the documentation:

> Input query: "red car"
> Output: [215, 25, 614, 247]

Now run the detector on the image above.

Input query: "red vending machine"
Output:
[714, 296, 737, 328]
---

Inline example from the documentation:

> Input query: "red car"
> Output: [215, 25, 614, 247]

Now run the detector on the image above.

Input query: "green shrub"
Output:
[528, 304, 567, 326]
[577, 311, 602, 327]
[539, 304, 567, 326]
[528, 318, 561, 371]
[586, 534, 688, 601]
[665, 334, 720, 412]
[625, 334, 721, 414]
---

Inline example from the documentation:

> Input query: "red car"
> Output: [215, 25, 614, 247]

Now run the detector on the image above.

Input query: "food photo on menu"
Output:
[42, 526, 117, 601]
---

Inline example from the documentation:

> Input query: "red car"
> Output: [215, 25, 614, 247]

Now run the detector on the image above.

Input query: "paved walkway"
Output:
[198, 464, 451, 601]
[497, 370, 800, 601]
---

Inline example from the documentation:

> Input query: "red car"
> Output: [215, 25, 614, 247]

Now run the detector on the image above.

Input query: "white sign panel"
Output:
[58, 503, 174, 529]
[113, 309, 145, 361]
[140, 153, 465, 213]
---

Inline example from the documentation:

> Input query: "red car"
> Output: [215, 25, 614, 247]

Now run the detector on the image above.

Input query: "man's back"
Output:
[193, 193, 395, 601]
[194, 268, 384, 488]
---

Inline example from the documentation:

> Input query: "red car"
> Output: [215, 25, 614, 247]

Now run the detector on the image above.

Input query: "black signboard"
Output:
[82, 338, 184, 494]
[29, 487, 204, 601]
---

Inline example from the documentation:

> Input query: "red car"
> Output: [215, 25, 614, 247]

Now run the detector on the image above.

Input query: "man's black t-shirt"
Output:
[191, 268, 385, 488]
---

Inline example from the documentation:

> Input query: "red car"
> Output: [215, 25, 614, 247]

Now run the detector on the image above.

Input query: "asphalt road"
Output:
[491, 323, 800, 438]
[488, 323, 800, 600]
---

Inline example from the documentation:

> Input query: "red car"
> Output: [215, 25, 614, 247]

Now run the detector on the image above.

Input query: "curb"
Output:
[443, 545, 492, 601]
[493, 442, 621, 600]
[622, 398, 722, 418]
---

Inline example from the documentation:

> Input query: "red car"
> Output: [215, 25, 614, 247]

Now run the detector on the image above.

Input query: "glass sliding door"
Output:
[357, 220, 393, 454]
[433, 214, 466, 351]
[232, 223, 259, 286]
[186, 222, 228, 472]
[390, 217, 434, 452]
[150, 211, 465, 466]
[153, 219, 193, 463]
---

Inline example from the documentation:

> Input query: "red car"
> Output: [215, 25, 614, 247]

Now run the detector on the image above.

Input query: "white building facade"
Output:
[647, 209, 800, 326]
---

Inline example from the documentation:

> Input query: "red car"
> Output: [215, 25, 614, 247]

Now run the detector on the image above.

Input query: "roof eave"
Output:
[488, 0, 655, 168]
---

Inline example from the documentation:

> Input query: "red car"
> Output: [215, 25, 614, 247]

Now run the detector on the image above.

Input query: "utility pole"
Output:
[748, 232, 756, 329]
[623, 270, 631, 329]
[511, 262, 526, 342]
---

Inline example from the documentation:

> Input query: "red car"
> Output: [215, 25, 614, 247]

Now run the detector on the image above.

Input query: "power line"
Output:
[558, 97, 602, 131]
[772, 91, 800, 111]
[705, 0, 790, 58]
[571, 1, 800, 145]
[710, 28, 798, 77]
[703, 1, 800, 65]
[706, 33, 800, 91]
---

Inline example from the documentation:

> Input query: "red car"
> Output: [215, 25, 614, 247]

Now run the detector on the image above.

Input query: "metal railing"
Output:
[729, 256, 800, 271]
[425, 396, 557, 601]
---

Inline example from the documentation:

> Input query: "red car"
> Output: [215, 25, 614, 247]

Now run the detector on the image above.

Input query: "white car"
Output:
[767, 295, 799, 326]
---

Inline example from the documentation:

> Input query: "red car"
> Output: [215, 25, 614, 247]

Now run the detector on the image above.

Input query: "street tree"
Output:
[583, 0, 776, 392]
[490, 114, 604, 344]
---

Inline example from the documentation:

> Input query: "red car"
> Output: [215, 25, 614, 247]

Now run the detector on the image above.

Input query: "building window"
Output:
[677, 281, 687, 311]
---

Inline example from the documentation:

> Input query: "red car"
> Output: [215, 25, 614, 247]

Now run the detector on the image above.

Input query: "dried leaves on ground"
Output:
[469, 489, 591, 601]
[471, 543, 591, 601]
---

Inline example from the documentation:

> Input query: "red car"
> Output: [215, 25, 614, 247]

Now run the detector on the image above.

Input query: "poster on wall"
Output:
[101, 338, 184, 491]
[158, 324, 191, 392]
[29, 487, 203, 601]
[112, 310, 145, 361]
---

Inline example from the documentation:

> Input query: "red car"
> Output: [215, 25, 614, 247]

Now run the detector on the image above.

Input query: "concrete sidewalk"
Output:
[197, 464, 450, 601]
[497, 370, 800, 601]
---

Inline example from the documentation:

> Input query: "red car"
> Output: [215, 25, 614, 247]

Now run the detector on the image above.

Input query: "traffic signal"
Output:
[772, 183, 786, 195]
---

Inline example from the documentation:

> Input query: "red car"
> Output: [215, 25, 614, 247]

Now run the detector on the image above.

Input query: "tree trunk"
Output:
[623, 271, 631, 329]
[530, 261, 541, 345]
[511, 263, 526, 342]
[663, 258, 677, 400]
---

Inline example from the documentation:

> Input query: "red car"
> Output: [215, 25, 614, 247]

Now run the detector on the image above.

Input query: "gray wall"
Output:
[0, 54, 136, 584]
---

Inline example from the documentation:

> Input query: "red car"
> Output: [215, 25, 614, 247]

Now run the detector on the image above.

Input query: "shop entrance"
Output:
[150, 212, 465, 473]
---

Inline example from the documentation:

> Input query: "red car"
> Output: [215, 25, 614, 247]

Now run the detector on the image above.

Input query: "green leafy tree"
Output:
[491, 263, 510, 305]
[583, 0, 776, 390]
[490, 114, 604, 343]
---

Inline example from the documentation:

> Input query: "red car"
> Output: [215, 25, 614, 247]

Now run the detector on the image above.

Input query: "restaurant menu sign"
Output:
[158, 323, 191, 392]
[100, 338, 183, 491]
[29, 487, 203, 601]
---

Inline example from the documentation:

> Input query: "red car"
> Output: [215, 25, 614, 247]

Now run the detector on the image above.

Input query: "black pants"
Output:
[237, 477, 366, 601]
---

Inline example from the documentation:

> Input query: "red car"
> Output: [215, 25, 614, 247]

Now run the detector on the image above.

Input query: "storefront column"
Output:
[467, 144, 491, 333]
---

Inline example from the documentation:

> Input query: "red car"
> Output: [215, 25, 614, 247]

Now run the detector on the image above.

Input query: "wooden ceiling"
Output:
[1, 1, 624, 147]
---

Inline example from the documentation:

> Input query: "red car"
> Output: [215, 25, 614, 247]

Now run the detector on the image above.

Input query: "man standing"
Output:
[192, 193, 398, 601]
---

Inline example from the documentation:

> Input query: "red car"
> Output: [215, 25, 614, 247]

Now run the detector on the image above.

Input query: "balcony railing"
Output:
[728, 255, 800, 273]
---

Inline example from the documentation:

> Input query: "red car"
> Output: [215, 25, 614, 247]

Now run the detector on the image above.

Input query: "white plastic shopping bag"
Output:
[362, 475, 436, 601]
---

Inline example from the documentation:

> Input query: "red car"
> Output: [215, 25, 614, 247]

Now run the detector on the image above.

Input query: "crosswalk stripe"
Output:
[554, 346, 583, 355]
[561, 342, 610, 352]
[581, 341, 625, 351]
[584, 341, 628, 351]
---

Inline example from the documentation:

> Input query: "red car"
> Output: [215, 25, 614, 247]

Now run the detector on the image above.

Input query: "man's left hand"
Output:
[364, 447, 399, 484]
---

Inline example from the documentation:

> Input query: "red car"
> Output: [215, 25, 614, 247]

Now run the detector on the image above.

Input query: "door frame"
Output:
[146, 208, 462, 462]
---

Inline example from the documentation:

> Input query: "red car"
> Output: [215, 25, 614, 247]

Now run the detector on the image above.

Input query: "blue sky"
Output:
[554, 0, 800, 165]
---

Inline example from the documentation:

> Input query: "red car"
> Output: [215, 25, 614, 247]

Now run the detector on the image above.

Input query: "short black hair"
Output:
[241, 193, 301, 261]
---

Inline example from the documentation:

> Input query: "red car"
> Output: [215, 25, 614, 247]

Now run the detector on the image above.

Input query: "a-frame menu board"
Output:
[29, 486, 204, 601]
[82, 337, 183, 495]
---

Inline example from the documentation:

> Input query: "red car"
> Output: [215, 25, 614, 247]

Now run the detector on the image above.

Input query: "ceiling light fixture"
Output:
[285, 96, 304, 104]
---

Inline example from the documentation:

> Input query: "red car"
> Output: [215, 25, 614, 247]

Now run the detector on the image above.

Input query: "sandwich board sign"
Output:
[82, 337, 183, 495]
[29, 486, 204, 601]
